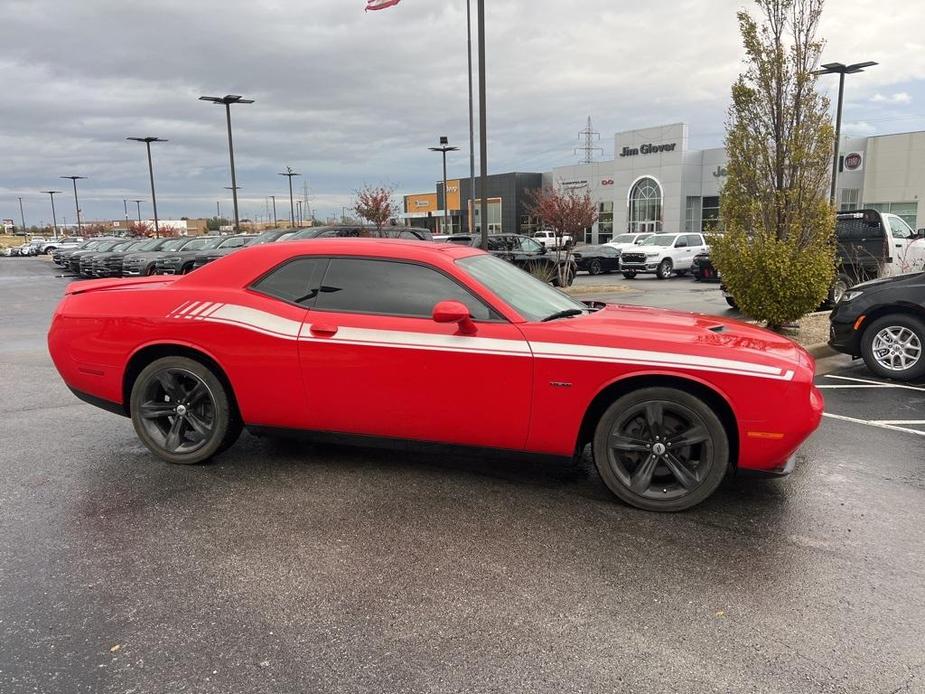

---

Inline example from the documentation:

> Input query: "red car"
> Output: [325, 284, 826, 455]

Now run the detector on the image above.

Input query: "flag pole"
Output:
[477, 0, 488, 251]
[466, 0, 476, 236]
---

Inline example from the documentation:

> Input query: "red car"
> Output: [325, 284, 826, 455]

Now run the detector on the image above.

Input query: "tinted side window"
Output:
[251, 257, 328, 306]
[315, 258, 493, 320]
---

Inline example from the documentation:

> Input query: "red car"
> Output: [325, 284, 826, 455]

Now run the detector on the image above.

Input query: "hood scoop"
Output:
[707, 324, 726, 333]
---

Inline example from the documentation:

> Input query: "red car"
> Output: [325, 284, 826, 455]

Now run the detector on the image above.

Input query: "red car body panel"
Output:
[48, 239, 823, 472]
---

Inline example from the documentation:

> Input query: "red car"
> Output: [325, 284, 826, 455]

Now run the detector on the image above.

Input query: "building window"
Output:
[627, 177, 662, 233]
[472, 198, 503, 234]
[598, 201, 614, 244]
[840, 189, 860, 211]
[701, 196, 723, 232]
[519, 214, 541, 236]
[685, 196, 701, 232]
[866, 202, 918, 230]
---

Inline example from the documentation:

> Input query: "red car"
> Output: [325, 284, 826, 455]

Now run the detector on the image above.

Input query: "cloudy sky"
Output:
[1, 0, 924, 226]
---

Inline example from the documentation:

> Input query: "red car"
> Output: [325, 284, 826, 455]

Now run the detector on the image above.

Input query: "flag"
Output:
[366, 0, 401, 10]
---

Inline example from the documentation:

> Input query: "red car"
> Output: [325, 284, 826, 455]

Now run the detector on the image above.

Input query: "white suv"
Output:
[619, 233, 707, 279]
[605, 232, 655, 254]
[533, 230, 573, 249]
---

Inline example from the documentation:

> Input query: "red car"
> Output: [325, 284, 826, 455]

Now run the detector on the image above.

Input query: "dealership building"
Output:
[404, 122, 925, 244]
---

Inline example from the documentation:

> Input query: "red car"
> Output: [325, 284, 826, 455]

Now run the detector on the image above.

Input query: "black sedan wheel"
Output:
[589, 259, 603, 275]
[622, 271, 637, 279]
[861, 314, 925, 381]
[592, 387, 729, 512]
[130, 356, 241, 464]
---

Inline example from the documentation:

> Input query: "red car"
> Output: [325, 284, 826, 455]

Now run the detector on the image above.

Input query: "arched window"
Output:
[628, 177, 663, 233]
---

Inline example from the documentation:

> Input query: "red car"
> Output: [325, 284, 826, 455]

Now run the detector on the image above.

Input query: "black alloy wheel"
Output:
[656, 258, 673, 280]
[130, 356, 241, 464]
[589, 259, 603, 275]
[592, 387, 729, 512]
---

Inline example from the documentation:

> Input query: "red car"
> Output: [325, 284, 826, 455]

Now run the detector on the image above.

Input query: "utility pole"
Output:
[466, 0, 476, 235]
[297, 200, 303, 226]
[132, 199, 144, 224]
[60, 176, 86, 233]
[278, 166, 301, 227]
[199, 94, 254, 230]
[18, 197, 26, 232]
[269, 194, 278, 228]
[42, 190, 61, 239]
[123, 199, 129, 221]
[575, 116, 603, 163]
[477, 0, 488, 249]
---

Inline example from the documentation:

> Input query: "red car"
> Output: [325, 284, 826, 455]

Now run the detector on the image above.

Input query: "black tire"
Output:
[589, 259, 603, 275]
[656, 258, 673, 280]
[44, 247, 56, 255]
[592, 387, 729, 512]
[827, 274, 851, 307]
[622, 271, 637, 279]
[860, 314, 925, 381]
[144, 263, 156, 276]
[181, 263, 194, 275]
[130, 356, 242, 464]
[725, 296, 738, 309]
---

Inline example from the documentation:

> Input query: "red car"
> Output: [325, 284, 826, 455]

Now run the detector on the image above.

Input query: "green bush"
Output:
[712, 228, 834, 328]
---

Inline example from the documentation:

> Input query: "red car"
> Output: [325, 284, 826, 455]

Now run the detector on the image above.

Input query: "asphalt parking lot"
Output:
[1, 257, 923, 694]
[572, 270, 737, 316]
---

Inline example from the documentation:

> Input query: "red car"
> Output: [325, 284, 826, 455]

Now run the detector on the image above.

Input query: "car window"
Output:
[888, 215, 913, 240]
[315, 258, 493, 320]
[251, 257, 329, 306]
[180, 237, 222, 251]
[640, 235, 677, 247]
[674, 237, 688, 248]
[685, 234, 703, 247]
[515, 237, 543, 253]
[218, 236, 251, 248]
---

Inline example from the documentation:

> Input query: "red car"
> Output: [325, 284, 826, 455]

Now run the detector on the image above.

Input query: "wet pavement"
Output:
[1, 257, 923, 694]
[571, 271, 736, 316]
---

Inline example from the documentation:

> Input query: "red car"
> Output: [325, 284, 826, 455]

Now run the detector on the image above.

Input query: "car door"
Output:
[297, 256, 533, 449]
[885, 214, 920, 274]
[672, 235, 691, 268]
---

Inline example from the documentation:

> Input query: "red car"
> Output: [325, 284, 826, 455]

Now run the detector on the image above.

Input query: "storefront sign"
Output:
[619, 143, 677, 157]
[844, 152, 863, 171]
[414, 200, 430, 207]
[601, 179, 614, 186]
[712, 166, 728, 178]
[560, 179, 589, 188]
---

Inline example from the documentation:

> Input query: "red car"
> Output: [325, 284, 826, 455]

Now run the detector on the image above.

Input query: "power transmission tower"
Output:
[574, 115, 603, 164]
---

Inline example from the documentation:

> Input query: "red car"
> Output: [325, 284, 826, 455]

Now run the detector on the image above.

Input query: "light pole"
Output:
[42, 191, 62, 239]
[297, 200, 303, 226]
[123, 199, 129, 221]
[278, 166, 301, 227]
[60, 176, 86, 233]
[813, 61, 877, 205]
[466, 0, 476, 235]
[269, 194, 278, 228]
[199, 94, 254, 230]
[17, 197, 26, 232]
[127, 137, 167, 237]
[132, 199, 144, 224]
[477, 0, 488, 249]
[429, 137, 460, 235]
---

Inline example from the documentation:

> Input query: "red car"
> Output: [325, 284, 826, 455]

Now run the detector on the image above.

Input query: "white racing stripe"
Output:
[165, 303, 795, 380]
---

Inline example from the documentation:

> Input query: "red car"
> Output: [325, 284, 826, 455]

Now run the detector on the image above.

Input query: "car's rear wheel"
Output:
[860, 314, 925, 381]
[622, 271, 637, 279]
[589, 259, 603, 275]
[725, 296, 738, 309]
[130, 356, 241, 464]
[592, 387, 729, 512]
[656, 259, 673, 280]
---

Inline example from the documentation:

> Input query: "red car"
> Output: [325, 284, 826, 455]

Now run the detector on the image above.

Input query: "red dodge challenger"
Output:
[48, 239, 823, 511]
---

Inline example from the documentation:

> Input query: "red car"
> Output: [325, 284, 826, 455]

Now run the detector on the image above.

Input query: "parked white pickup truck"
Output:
[533, 230, 573, 249]
[619, 233, 708, 279]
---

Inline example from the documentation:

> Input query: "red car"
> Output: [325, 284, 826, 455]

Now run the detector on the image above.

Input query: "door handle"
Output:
[310, 323, 338, 337]
[895, 243, 903, 248]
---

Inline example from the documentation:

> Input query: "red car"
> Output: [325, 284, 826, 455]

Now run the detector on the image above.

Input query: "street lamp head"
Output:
[278, 170, 302, 177]
[199, 94, 255, 105]
[439, 136, 449, 145]
[813, 60, 878, 75]
[60, 176, 86, 181]
[127, 137, 168, 143]
[42, 190, 62, 195]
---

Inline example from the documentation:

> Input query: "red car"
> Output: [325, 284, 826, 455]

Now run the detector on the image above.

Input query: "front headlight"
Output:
[841, 290, 864, 303]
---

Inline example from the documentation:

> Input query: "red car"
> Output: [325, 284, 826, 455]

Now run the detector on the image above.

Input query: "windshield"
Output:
[179, 237, 222, 251]
[137, 239, 162, 251]
[457, 254, 586, 322]
[218, 236, 252, 248]
[287, 228, 324, 240]
[277, 232, 295, 241]
[612, 234, 637, 244]
[639, 234, 678, 247]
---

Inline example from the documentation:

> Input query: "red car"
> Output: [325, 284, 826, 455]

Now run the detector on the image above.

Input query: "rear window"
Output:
[836, 216, 884, 241]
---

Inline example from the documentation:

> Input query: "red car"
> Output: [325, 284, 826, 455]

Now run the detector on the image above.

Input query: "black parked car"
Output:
[153, 236, 224, 275]
[286, 225, 433, 241]
[192, 229, 294, 271]
[53, 238, 113, 267]
[572, 245, 620, 275]
[829, 271, 925, 381]
[691, 251, 720, 281]
[66, 238, 123, 275]
[88, 238, 158, 277]
[444, 233, 576, 287]
[121, 236, 198, 276]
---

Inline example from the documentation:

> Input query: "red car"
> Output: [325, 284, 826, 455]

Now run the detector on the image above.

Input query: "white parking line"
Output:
[823, 374, 925, 392]
[822, 413, 925, 437]
[817, 385, 892, 389]
[874, 420, 925, 425]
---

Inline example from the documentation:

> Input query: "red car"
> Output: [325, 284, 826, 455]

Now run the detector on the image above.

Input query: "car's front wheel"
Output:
[656, 259, 673, 280]
[130, 356, 241, 464]
[622, 271, 637, 279]
[860, 314, 925, 381]
[589, 259, 603, 275]
[592, 387, 729, 512]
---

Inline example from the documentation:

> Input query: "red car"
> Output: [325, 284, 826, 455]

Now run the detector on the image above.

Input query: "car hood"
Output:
[525, 303, 812, 381]
[850, 270, 925, 293]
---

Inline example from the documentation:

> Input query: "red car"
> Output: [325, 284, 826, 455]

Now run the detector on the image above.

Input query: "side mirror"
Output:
[916, 228, 925, 240]
[433, 300, 477, 335]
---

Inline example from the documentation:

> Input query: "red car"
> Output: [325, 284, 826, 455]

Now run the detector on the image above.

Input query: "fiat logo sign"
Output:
[844, 153, 862, 170]
[601, 179, 614, 186]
